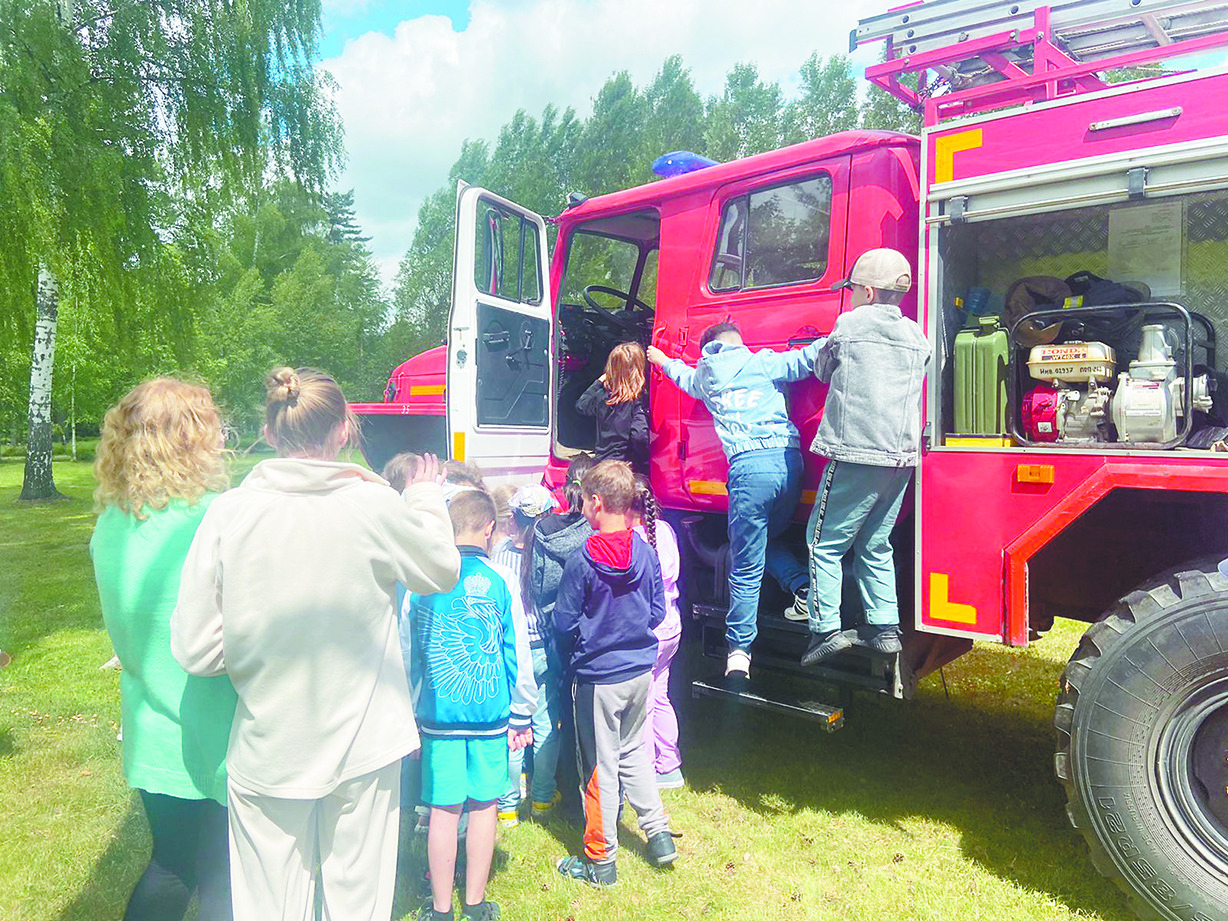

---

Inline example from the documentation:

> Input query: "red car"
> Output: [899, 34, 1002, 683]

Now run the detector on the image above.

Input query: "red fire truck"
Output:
[353, 2, 1228, 915]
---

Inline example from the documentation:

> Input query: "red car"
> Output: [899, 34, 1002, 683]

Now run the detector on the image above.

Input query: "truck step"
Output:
[692, 674, 844, 730]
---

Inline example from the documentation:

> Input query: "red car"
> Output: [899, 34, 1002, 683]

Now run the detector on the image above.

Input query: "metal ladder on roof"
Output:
[855, 0, 1228, 59]
[853, 0, 1228, 122]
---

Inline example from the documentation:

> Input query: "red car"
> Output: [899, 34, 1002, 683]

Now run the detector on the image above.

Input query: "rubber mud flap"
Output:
[1055, 557, 1228, 921]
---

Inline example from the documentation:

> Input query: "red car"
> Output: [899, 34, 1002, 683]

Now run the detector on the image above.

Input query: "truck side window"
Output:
[475, 200, 543, 305]
[709, 174, 833, 292]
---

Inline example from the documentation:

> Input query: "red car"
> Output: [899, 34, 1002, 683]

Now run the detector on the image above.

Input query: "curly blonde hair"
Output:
[94, 378, 229, 518]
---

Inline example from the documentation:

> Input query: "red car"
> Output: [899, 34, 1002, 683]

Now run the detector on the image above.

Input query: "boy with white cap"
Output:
[801, 248, 929, 666]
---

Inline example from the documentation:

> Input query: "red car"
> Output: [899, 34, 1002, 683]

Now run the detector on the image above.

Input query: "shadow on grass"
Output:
[0, 728, 14, 758]
[675, 639, 1134, 921]
[56, 799, 147, 921]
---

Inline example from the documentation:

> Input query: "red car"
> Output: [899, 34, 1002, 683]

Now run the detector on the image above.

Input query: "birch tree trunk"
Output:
[20, 268, 62, 501]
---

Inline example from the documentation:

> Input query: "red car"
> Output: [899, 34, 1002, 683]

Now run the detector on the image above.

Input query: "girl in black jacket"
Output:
[577, 342, 649, 474]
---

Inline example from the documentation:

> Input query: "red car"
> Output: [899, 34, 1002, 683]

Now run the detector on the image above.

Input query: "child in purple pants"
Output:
[631, 477, 684, 788]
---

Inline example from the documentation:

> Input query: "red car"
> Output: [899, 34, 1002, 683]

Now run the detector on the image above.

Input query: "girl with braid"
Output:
[630, 476, 685, 789]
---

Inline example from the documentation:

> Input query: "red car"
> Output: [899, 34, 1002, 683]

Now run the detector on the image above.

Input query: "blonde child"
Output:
[91, 379, 237, 921]
[172, 367, 460, 921]
[554, 461, 677, 885]
[407, 489, 536, 921]
[577, 342, 649, 473]
[630, 476, 685, 789]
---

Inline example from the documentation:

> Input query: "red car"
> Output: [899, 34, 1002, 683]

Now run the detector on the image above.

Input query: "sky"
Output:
[317, 0, 890, 288]
[317, 1, 1228, 290]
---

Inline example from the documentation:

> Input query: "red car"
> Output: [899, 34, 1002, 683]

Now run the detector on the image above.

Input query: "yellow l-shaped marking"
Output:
[929, 572, 978, 625]
[933, 128, 983, 184]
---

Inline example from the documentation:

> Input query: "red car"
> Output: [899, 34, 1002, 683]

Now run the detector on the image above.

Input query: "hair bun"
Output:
[266, 367, 301, 406]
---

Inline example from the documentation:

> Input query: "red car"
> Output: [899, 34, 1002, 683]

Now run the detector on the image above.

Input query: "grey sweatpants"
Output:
[574, 672, 669, 865]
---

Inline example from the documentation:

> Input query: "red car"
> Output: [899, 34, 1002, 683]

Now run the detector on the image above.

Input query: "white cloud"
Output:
[322, 0, 888, 290]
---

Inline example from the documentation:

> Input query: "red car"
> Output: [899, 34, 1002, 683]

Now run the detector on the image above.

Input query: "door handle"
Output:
[788, 325, 823, 349]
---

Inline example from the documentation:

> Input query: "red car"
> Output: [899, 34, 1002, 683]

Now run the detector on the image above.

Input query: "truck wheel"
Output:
[1055, 558, 1228, 921]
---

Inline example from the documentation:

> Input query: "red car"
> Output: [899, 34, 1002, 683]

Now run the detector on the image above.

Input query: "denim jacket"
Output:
[810, 302, 928, 467]
[663, 339, 822, 461]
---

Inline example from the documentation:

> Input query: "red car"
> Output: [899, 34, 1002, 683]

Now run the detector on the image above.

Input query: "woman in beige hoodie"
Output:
[172, 367, 460, 921]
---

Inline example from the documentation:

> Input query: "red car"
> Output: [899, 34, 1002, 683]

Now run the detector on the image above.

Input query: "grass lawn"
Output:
[0, 457, 1135, 921]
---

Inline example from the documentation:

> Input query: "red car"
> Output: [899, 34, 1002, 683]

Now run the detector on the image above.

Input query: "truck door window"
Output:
[471, 197, 549, 428]
[475, 200, 542, 305]
[709, 174, 833, 292]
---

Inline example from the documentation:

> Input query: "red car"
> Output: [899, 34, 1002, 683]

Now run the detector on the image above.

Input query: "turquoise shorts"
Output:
[421, 736, 510, 807]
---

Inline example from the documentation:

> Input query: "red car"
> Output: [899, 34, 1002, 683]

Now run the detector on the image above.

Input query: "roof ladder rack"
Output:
[853, 0, 1228, 124]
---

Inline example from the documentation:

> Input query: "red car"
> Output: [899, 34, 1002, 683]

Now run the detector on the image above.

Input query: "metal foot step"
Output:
[692, 673, 845, 730]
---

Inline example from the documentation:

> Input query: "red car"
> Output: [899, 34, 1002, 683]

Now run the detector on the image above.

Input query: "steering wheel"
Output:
[582, 284, 651, 333]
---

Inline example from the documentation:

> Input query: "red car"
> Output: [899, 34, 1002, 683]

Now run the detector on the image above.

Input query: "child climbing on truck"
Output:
[647, 325, 821, 679]
[799, 248, 928, 666]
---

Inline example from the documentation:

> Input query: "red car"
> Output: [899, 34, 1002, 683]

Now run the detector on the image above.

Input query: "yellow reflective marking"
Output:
[687, 479, 728, 496]
[933, 128, 983, 183]
[929, 572, 978, 625]
[410, 384, 446, 396]
[452, 431, 465, 462]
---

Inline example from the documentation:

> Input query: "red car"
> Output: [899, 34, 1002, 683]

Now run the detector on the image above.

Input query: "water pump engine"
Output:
[1111, 324, 1213, 444]
[1022, 342, 1116, 442]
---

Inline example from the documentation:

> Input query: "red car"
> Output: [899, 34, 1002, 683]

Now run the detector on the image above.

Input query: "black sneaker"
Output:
[461, 901, 500, 920]
[557, 855, 617, 886]
[801, 629, 852, 666]
[865, 626, 902, 654]
[418, 907, 453, 921]
[646, 830, 679, 866]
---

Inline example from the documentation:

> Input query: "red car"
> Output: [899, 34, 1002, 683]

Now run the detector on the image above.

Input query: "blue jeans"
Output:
[806, 460, 911, 633]
[725, 448, 808, 653]
[500, 644, 562, 809]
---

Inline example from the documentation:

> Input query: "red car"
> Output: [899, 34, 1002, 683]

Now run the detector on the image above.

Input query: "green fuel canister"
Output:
[954, 315, 1008, 435]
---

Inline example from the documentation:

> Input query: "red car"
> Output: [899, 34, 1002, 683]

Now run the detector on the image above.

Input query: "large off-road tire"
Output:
[1055, 558, 1228, 921]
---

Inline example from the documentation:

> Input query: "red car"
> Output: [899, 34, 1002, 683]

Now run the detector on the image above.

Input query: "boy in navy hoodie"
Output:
[408, 489, 537, 921]
[553, 460, 678, 886]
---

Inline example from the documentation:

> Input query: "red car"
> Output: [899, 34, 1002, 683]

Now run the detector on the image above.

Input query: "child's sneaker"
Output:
[417, 906, 453, 921]
[556, 855, 617, 886]
[496, 808, 520, 829]
[460, 900, 500, 920]
[725, 648, 751, 678]
[656, 768, 685, 789]
[784, 587, 810, 622]
[531, 791, 562, 818]
[801, 629, 852, 666]
[864, 625, 903, 654]
[646, 831, 679, 866]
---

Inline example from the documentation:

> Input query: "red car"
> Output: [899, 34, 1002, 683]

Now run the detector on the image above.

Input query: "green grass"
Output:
[0, 458, 1135, 920]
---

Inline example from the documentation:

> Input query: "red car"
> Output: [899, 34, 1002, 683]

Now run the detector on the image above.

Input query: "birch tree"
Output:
[0, 0, 340, 498]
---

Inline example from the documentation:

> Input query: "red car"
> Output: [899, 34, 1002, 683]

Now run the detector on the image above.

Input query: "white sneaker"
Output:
[725, 649, 751, 678]
[784, 588, 810, 622]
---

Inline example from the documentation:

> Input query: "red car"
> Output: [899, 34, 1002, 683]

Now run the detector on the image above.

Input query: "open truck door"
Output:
[448, 184, 553, 482]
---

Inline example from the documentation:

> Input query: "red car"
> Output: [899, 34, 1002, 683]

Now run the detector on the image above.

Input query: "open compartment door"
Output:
[448, 184, 553, 482]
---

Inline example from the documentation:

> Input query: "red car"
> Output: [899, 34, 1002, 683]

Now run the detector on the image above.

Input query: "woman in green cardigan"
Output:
[90, 378, 237, 921]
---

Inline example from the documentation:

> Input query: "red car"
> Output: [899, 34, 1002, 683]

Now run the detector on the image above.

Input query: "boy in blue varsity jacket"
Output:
[648, 325, 822, 680]
[407, 489, 537, 921]
[553, 461, 678, 887]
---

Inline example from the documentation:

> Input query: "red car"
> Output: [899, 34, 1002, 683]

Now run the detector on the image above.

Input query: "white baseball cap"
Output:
[831, 248, 912, 293]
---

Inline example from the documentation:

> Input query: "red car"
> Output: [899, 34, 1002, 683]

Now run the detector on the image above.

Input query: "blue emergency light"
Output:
[651, 151, 719, 179]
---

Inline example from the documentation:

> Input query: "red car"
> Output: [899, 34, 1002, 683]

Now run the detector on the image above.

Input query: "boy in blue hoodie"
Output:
[553, 461, 678, 886]
[408, 489, 537, 921]
[648, 324, 822, 679]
